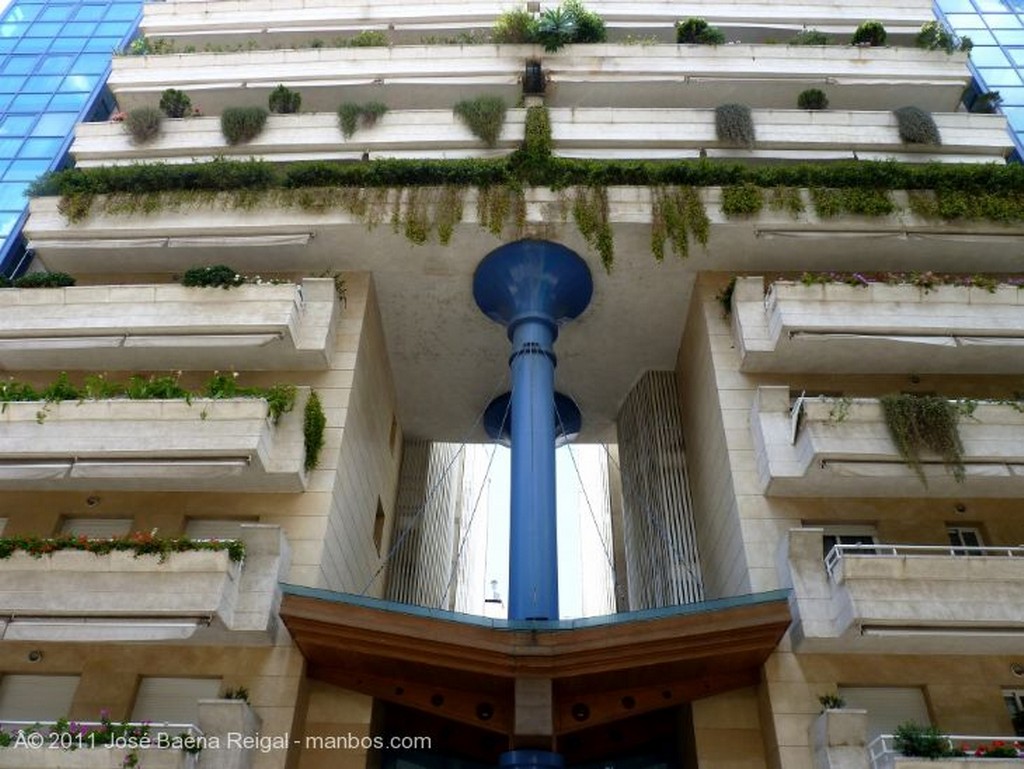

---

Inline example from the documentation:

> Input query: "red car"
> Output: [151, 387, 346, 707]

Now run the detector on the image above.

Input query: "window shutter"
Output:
[839, 687, 931, 739]
[0, 675, 79, 721]
[61, 518, 132, 537]
[184, 519, 248, 541]
[130, 677, 221, 726]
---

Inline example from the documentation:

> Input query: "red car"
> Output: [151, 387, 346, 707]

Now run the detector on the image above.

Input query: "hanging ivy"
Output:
[880, 393, 965, 484]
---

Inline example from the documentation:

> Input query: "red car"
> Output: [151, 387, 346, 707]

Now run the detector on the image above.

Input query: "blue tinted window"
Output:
[2, 55, 36, 73]
[0, 116, 35, 136]
[68, 53, 108, 73]
[33, 112, 77, 135]
[61, 72, 99, 92]
[103, 4, 139, 20]
[970, 46, 1013, 66]
[73, 5, 106, 21]
[945, 12, 985, 25]
[0, 138, 23, 157]
[0, 22, 30, 38]
[83, 36, 121, 52]
[36, 53, 73, 73]
[5, 159, 48, 181]
[38, 6, 74, 22]
[63, 22, 96, 36]
[0, 182, 28, 209]
[993, 28, 1024, 43]
[0, 94, 12, 111]
[10, 92, 49, 110]
[24, 74, 64, 92]
[48, 35, 83, 52]
[14, 36, 48, 53]
[986, 13, 1024, 26]
[4, 5, 41, 23]
[0, 211, 22, 238]
[48, 91, 87, 110]
[980, 68, 1023, 85]
[994, 86, 1024, 104]
[27, 21, 63, 37]
[18, 137, 63, 157]
[0, 38, 16, 53]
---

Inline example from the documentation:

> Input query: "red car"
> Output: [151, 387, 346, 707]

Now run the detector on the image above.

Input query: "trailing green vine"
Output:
[650, 186, 709, 262]
[880, 393, 965, 484]
[303, 390, 327, 471]
[30, 120, 1024, 270]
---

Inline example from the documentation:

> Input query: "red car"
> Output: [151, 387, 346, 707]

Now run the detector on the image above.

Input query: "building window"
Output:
[130, 677, 221, 727]
[373, 499, 386, 556]
[1004, 690, 1024, 736]
[60, 518, 132, 537]
[839, 687, 931, 740]
[0, 675, 79, 722]
[947, 526, 984, 552]
[820, 525, 877, 560]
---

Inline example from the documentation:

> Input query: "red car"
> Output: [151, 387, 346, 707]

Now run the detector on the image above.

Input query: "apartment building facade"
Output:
[1, 0, 1024, 768]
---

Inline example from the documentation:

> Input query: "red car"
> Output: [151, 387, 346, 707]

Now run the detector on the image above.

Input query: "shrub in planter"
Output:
[851, 20, 887, 46]
[124, 106, 162, 143]
[790, 29, 828, 45]
[181, 264, 245, 288]
[492, 8, 539, 44]
[798, 88, 829, 110]
[916, 20, 972, 53]
[894, 106, 941, 145]
[220, 106, 268, 145]
[454, 96, 509, 147]
[676, 18, 726, 45]
[563, 0, 606, 43]
[1, 271, 76, 288]
[537, 7, 577, 52]
[343, 30, 390, 47]
[968, 89, 1002, 114]
[159, 88, 192, 118]
[268, 84, 301, 114]
[893, 722, 956, 759]
[715, 103, 755, 147]
[337, 102, 389, 139]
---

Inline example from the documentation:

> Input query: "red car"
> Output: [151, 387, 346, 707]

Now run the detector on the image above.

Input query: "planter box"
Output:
[73, 112, 524, 167]
[0, 391, 310, 492]
[0, 747, 188, 769]
[753, 387, 1024, 497]
[0, 525, 288, 643]
[733, 277, 1024, 374]
[0, 279, 337, 371]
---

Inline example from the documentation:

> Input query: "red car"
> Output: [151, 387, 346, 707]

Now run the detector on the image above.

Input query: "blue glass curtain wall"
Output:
[0, 0, 142, 274]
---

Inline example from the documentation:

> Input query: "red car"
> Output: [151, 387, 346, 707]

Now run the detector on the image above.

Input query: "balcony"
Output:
[0, 525, 287, 644]
[0, 389, 310, 492]
[784, 528, 1024, 653]
[140, 0, 933, 48]
[753, 387, 1024, 497]
[732, 277, 1024, 374]
[0, 279, 338, 371]
[74, 109, 1009, 167]
[107, 44, 968, 114]
[0, 698, 261, 768]
[550, 109, 1009, 163]
[72, 111, 525, 167]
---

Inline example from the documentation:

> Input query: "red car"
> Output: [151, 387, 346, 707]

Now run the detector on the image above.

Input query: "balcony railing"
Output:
[869, 735, 1024, 769]
[732, 277, 1024, 374]
[785, 528, 1024, 653]
[0, 279, 338, 371]
[753, 387, 1024, 497]
[0, 525, 288, 643]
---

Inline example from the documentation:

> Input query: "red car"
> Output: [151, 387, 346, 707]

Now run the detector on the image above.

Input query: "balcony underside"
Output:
[279, 586, 791, 755]
[25, 190, 1024, 442]
[107, 45, 968, 114]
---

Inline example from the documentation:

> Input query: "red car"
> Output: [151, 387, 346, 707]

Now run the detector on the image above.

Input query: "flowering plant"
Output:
[964, 741, 1022, 758]
[0, 532, 245, 563]
[794, 271, 1024, 294]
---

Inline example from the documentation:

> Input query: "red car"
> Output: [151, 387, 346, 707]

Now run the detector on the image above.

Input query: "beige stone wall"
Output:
[687, 273, 1024, 769]
[295, 682, 375, 769]
[676, 276, 752, 599]
[693, 687, 769, 769]
[0, 271, 400, 769]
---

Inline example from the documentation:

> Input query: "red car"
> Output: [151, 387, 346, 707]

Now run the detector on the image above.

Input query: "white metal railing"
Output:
[868, 734, 1024, 769]
[825, 543, 1024, 581]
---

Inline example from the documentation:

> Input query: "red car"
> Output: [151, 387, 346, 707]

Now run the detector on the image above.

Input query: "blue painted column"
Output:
[473, 239, 592, 622]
